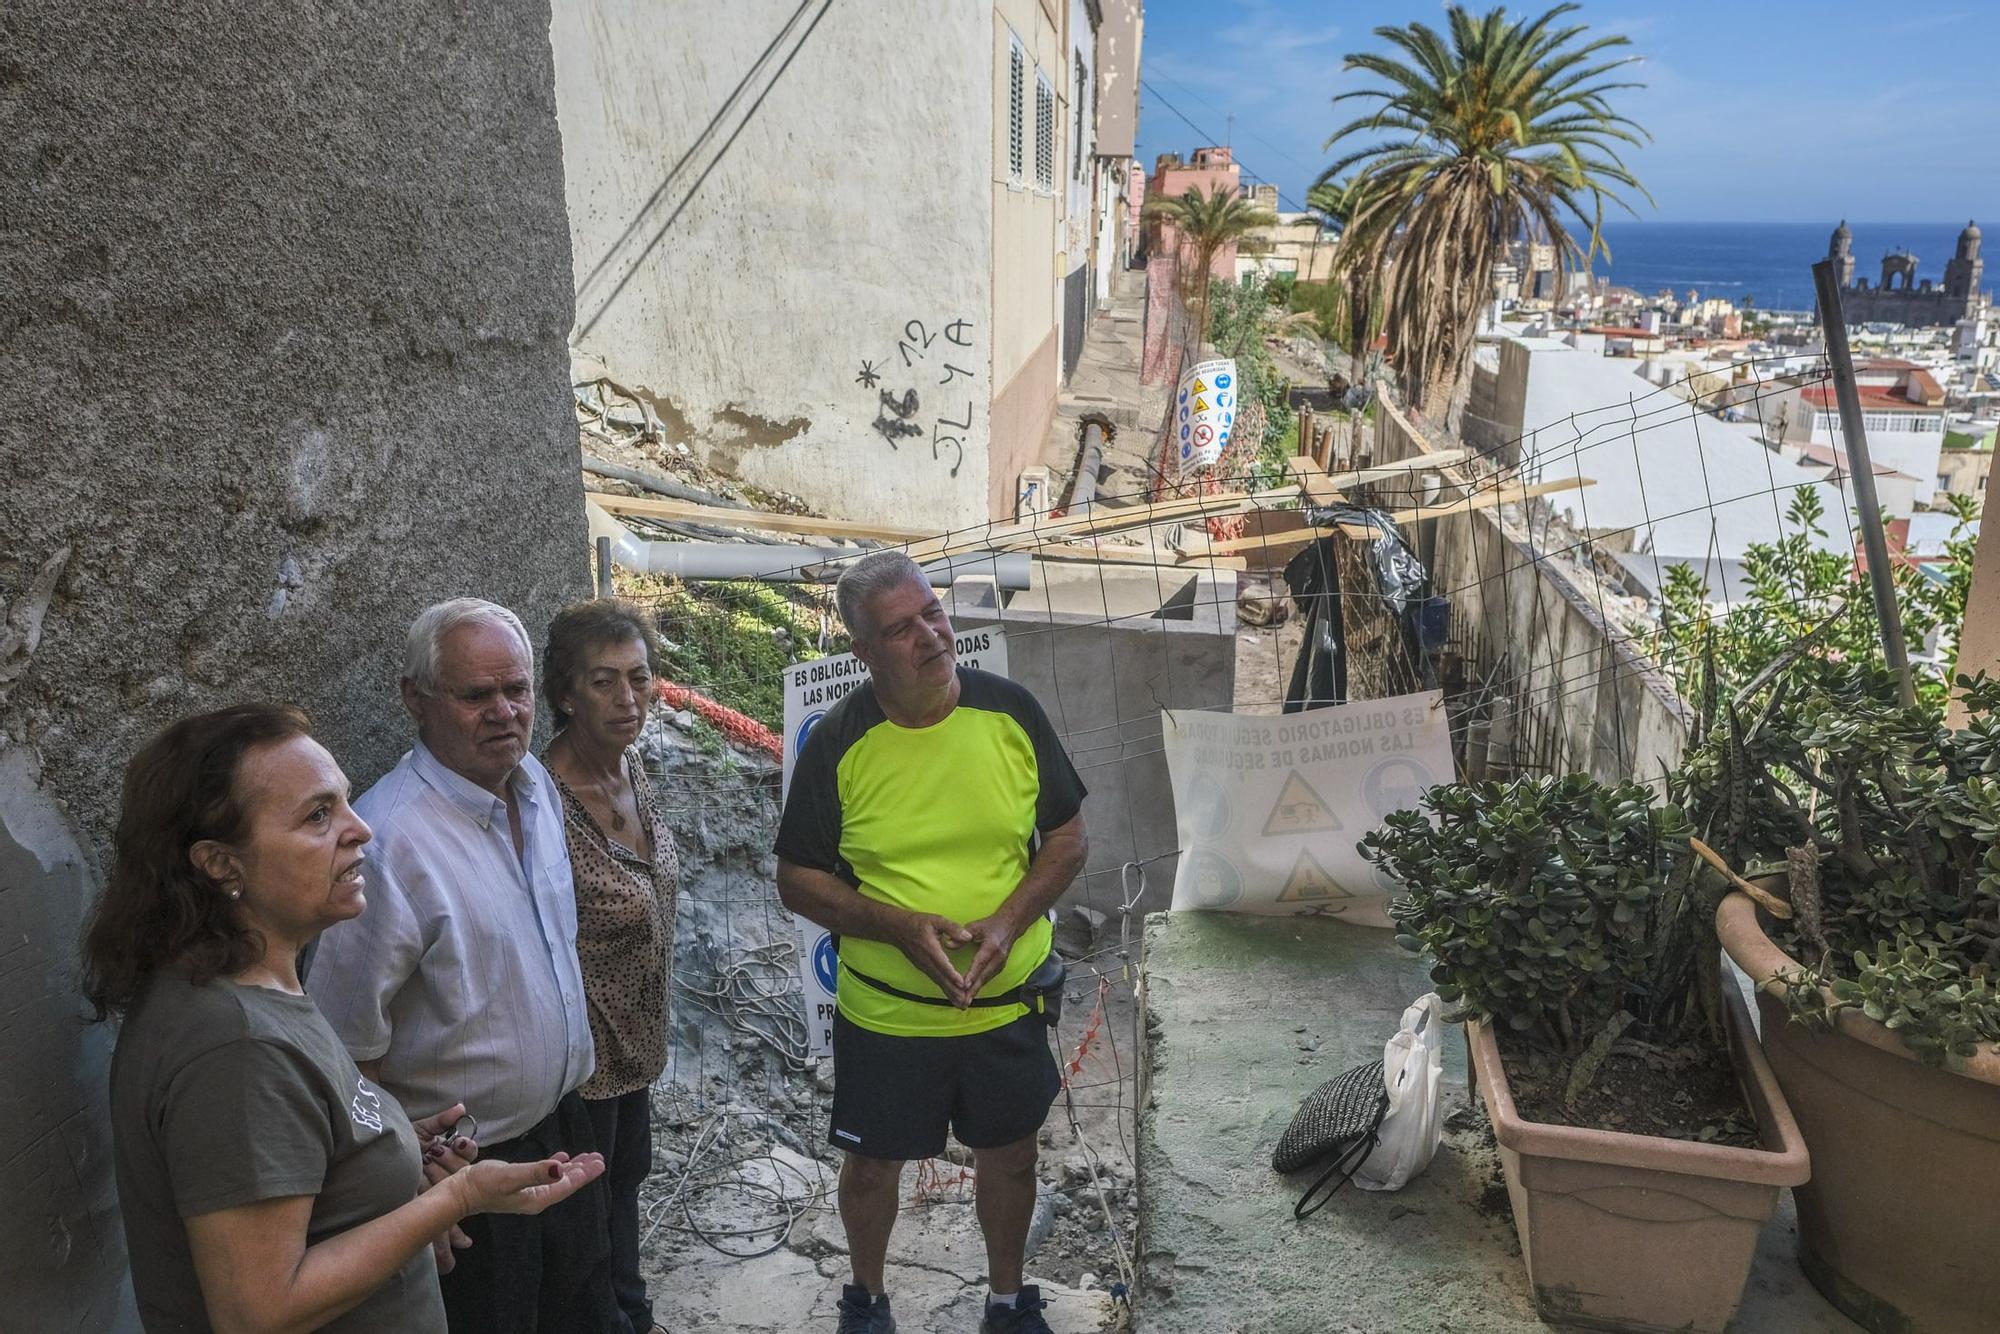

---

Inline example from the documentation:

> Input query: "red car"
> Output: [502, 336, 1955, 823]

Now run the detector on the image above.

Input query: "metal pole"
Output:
[1811, 259, 1915, 706]
[594, 535, 614, 599]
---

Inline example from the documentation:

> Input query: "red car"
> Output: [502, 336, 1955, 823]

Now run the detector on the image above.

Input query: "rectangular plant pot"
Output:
[1468, 984, 1811, 1333]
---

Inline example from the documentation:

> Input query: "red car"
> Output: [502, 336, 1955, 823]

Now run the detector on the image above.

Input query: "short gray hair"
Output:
[835, 550, 931, 642]
[403, 598, 534, 694]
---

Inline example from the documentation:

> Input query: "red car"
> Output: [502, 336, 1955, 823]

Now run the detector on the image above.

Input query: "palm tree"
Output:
[1321, 3, 1650, 424]
[1143, 185, 1277, 339]
[1306, 178, 1381, 370]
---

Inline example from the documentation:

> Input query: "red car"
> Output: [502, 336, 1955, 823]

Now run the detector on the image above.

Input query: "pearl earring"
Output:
[228, 888, 242, 900]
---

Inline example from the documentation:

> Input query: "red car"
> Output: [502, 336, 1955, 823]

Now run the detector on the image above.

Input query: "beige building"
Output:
[1236, 183, 1338, 285]
[1938, 443, 1993, 508]
[552, 0, 1140, 527]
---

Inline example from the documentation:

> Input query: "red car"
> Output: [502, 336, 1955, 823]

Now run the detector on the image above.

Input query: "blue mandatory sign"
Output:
[1215, 372, 1233, 389]
[795, 710, 826, 756]
[812, 931, 838, 995]
[1362, 757, 1436, 821]
[1178, 387, 1188, 403]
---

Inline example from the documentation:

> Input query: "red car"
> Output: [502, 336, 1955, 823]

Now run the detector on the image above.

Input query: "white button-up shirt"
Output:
[309, 740, 595, 1145]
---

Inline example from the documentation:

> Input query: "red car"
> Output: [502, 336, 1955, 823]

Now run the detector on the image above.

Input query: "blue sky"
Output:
[1134, 0, 2000, 223]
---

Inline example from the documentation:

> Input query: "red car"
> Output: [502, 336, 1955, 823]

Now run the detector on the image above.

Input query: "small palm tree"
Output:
[1143, 184, 1277, 338]
[1307, 178, 1382, 366]
[1323, 3, 1650, 423]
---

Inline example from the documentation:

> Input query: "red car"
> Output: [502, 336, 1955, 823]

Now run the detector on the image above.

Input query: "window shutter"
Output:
[1009, 41, 1025, 184]
[1035, 72, 1054, 191]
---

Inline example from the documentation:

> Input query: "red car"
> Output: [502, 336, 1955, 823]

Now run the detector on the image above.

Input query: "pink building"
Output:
[1145, 145, 1244, 280]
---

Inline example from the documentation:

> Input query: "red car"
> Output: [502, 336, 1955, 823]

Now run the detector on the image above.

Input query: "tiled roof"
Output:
[1801, 383, 1944, 413]
[1796, 441, 1908, 477]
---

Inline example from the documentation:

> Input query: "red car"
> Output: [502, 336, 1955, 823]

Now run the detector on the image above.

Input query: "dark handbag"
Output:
[1271, 1058, 1389, 1218]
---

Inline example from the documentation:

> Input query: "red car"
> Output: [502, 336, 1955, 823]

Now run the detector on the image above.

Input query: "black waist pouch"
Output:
[846, 951, 1068, 1028]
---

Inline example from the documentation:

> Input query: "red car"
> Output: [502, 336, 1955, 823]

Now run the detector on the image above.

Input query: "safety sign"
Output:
[780, 628, 1010, 1055]
[1160, 691, 1452, 925]
[1175, 357, 1238, 468]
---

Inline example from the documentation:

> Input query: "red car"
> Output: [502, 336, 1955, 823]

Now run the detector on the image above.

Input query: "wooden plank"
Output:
[1286, 455, 1344, 507]
[1185, 476, 1594, 560]
[587, 490, 936, 543]
[900, 487, 1293, 563]
[1369, 475, 1592, 526]
[1327, 449, 1468, 488]
[1038, 540, 1247, 571]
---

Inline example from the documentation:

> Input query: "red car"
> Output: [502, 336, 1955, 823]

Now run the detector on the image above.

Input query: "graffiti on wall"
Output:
[859, 318, 976, 476]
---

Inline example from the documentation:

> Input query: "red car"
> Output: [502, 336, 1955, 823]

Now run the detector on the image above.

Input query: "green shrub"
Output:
[1672, 664, 2000, 1068]
[1362, 773, 1700, 1058]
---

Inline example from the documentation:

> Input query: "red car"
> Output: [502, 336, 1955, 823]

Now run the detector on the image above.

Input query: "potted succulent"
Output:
[1677, 662, 2000, 1334]
[1363, 773, 1809, 1334]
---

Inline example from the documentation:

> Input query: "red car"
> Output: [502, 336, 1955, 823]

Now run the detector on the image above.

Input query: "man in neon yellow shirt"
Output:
[776, 551, 1088, 1334]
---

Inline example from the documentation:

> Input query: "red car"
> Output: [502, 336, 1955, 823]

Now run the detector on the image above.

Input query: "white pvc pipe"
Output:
[635, 540, 1031, 589]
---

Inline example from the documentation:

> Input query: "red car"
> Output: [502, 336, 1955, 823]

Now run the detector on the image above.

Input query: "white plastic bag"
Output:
[1352, 992, 1446, 1191]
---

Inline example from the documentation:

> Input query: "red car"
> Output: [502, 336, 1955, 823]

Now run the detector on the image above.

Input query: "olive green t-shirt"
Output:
[110, 973, 445, 1333]
[774, 667, 1087, 1037]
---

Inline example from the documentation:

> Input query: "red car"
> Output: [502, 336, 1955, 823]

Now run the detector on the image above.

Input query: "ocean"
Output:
[1581, 221, 1983, 313]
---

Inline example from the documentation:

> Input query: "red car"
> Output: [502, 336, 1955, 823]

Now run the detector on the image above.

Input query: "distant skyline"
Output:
[1134, 0, 2000, 225]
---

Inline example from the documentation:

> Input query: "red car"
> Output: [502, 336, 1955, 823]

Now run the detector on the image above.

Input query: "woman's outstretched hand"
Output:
[449, 1152, 607, 1218]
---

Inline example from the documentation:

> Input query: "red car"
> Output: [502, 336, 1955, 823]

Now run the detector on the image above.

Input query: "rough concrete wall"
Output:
[554, 0, 995, 529]
[1368, 402, 1689, 789]
[1, 5, 587, 1324]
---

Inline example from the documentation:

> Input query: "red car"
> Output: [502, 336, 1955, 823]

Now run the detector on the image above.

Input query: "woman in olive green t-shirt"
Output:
[80, 704, 607, 1333]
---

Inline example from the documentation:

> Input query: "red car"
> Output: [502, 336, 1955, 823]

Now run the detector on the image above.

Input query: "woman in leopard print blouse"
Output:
[542, 600, 679, 1334]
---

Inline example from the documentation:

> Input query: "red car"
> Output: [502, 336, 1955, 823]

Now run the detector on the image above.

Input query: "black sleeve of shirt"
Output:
[1019, 686, 1088, 831]
[774, 718, 853, 883]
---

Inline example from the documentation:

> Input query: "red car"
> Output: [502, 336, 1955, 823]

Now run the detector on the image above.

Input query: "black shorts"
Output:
[828, 1009, 1062, 1161]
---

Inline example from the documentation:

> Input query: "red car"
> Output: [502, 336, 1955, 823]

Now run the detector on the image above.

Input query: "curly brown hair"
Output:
[541, 598, 662, 732]
[78, 702, 312, 1020]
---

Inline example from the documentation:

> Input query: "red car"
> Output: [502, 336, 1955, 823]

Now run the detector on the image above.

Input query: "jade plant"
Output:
[1362, 773, 1721, 1097]
[1672, 657, 2000, 1068]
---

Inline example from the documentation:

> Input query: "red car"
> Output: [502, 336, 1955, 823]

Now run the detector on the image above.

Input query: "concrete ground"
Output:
[1040, 266, 1171, 509]
[1135, 911, 1861, 1334]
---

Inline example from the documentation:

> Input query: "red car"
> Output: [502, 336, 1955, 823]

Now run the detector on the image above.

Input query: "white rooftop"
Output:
[1505, 337, 1849, 562]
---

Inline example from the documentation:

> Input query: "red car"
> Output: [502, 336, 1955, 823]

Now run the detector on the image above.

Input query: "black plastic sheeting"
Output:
[1282, 505, 1450, 711]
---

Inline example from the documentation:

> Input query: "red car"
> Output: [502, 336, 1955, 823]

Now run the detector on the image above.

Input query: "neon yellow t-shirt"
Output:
[774, 668, 1086, 1036]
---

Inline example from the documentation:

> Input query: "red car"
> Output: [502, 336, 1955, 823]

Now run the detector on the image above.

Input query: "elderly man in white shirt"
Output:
[310, 598, 625, 1334]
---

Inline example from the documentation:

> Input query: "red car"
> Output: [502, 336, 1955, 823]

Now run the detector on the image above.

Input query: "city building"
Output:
[1937, 436, 1994, 508]
[552, 0, 1141, 528]
[1235, 185, 1339, 284]
[1825, 219, 1988, 329]
[1776, 359, 1951, 505]
[1143, 144, 1242, 279]
[1465, 335, 1846, 563]
[1094, 1, 1145, 303]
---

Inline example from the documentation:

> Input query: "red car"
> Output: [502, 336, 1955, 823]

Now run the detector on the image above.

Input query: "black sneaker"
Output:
[978, 1286, 1054, 1334]
[835, 1283, 895, 1334]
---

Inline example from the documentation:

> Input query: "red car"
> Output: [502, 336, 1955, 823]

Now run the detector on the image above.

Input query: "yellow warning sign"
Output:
[1192, 378, 1209, 394]
[1275, 849, 1353, 904]
[1261, 771, 1342, 837]
[1193, 395, 1210, 413]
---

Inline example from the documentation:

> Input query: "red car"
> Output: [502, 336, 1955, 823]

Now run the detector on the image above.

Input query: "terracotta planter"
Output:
[1716, 891, 2000, 1334]
[1468, 982, 1810, 1333]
